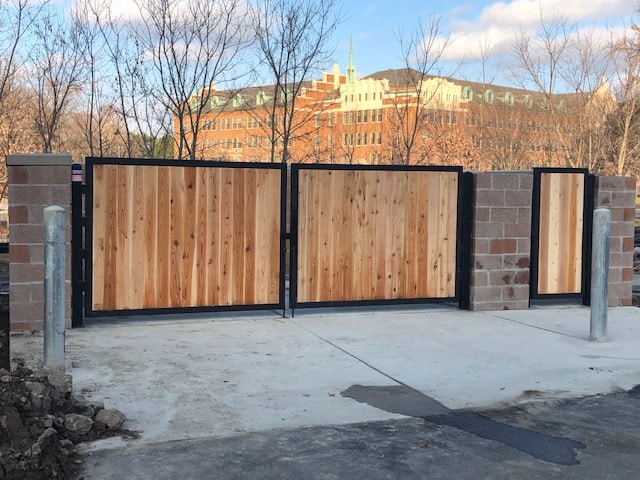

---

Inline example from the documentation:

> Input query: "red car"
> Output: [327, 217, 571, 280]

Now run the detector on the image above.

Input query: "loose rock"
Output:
[0, 358, 136, 479]
[95, 409, 126, 430]
[63, 414, 93, 436]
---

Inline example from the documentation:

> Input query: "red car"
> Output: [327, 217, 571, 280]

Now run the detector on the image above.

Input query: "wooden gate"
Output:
[530, 168, 594, 302]
[85, 158, 286, 316]
[290, 165, 472, 310]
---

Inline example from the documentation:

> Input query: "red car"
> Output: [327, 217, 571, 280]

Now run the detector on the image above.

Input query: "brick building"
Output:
[181, 51, 615, 169]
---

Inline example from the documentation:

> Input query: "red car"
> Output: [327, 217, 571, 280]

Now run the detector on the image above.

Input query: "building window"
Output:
[503, 92, 514, 106]
[371, 132, 375, 144]
[343, 112, 348, 125]
[363, 132, 367, 145]
[377, 133, 382, 145]
[462, 86, 473, 101]
[315, 113, 321, 127]
[328, 112, 334, 126]
[356, 133, 361, 146]
[349, 111, 354, 124]
[356, 110, 361, 123]
[343, 134, 347, 146]
[483, 89, 494, 104]
[377, 109, 382, 122]
[315, 136, 321, 148]
[363, 110, 368, 123]
[328, 135, 332, 147]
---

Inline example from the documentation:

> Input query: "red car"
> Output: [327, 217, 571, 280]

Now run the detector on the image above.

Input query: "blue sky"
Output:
[333, 0, 637, 83]
[90, 0, 638, 88]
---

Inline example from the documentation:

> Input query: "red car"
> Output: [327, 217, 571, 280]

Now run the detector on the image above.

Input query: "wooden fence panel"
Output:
[537, 172, 585, 294]
[90, 162, 283, 312]
[294, 168, 459, 304]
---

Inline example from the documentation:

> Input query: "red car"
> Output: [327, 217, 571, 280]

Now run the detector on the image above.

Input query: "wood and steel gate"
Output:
[530, 168, 594, 303]
[83, 158, 286, 316]
[72, 159, 472, 323]
[289, 165, 472, 311]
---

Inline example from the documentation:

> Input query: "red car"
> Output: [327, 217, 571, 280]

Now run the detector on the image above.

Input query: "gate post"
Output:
[71, 163, 84, 328]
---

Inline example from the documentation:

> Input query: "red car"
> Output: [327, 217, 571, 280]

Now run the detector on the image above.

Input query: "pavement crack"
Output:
[289, 319, 419, 395]
[481, 312, 584, 339]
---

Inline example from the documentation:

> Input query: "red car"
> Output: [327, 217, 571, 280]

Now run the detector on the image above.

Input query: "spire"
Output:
[346, 36, 356, 83]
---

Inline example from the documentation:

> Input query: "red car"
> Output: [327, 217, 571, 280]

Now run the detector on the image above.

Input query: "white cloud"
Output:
[442, 0, 636, 62]
[364, 3, 377, 16]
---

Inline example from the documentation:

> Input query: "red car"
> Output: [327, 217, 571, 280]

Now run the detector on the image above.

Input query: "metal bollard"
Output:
[44, 206, 66, 367]
[590, 208, 610, 342]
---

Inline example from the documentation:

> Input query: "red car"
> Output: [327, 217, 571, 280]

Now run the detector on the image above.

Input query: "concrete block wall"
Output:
[470, 172, 533, 311]
[8, 154, 72, 332]
[594, 176, 636, 307]
[4, 160, 635, 327]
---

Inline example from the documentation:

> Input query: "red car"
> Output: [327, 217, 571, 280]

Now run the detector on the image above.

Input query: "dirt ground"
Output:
[0, 359, 136, 479]
[0, 254, 134, 479]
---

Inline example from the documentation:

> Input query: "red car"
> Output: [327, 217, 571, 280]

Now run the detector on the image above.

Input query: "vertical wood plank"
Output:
[156, 167, 172, 308]
[143, 166, 159, 308]
[218, 168, 233, 305]
[169, 166, 184, 307]
[91, 164, 106, 310]
[182, 167, 197, 306]
[114, 165, 132, 310]
[130, 165, 146, 309]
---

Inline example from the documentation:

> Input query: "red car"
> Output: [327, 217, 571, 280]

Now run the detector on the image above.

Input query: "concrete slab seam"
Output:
[290, 318, 424, 397]
[480, 312, 585, 340]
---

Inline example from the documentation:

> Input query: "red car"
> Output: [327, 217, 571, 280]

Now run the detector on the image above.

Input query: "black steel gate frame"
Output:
[288, 164, 473, 314]
[72, 157, 288, 325]
[529, 167, 595, 305]
[71, 160, 474, 327]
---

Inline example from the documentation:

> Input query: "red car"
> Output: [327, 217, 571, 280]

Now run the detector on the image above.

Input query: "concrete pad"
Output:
[13, 314, 404, 447]
[10, 306, 640, 451]
[293, 306, 640, 409]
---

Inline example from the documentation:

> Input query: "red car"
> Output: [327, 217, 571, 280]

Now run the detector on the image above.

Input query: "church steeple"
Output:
[346, 36, 356, 83]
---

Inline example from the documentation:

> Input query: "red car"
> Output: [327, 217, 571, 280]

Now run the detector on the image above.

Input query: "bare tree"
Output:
[132, 0, 250, 160]
[390, 15, 455, 165]
[251, 0, 343, 163]
[606, 24, 640, 176]
[0, 0, 48, 103]
[71, 0, 124, 158]
[0, 0, 48, 188]
[510, 13, 612, 170]
[29, 11, 87, 153]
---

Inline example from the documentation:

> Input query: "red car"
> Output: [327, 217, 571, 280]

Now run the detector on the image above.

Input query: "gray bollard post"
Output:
[590, 208, 611, 342]
[44, 206, 66, 367]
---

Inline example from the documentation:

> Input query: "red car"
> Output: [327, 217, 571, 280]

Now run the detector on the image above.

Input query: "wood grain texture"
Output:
[91, 163, 282, 311]
[537, 172, 584, 294]
[296, 169, 459, 303]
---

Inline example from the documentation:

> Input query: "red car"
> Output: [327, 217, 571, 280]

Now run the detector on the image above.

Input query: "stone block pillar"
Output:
[594, 176, 636, 307]
[470, 171, 532, 311]
[7, 154, 72, 332]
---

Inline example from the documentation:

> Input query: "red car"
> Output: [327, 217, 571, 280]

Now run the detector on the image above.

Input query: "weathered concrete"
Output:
[11, 305, 640, 450]
[590, 208, 611, 341]
[43, 206, 66, 368]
